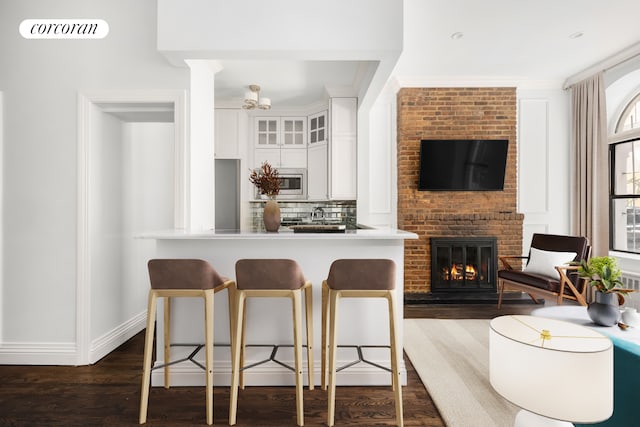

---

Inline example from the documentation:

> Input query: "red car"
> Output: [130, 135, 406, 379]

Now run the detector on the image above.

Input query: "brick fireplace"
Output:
[397, 87, 524, 297]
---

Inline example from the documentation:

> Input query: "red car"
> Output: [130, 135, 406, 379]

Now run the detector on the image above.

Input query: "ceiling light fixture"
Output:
[243, 84, 271, 110]
[450, 32, 464, 40]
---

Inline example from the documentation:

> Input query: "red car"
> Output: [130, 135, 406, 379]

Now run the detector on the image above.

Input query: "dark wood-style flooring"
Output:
[0, 302, 540, 426]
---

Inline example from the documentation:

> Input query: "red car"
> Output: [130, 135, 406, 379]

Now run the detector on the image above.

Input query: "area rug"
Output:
[403, 319, 519, 427]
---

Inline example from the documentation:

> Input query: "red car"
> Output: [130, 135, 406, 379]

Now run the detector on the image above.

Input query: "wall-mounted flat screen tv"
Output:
[418, 139, 508, 191]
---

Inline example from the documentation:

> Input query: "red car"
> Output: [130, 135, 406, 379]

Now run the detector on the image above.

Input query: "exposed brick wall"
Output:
[398, 87, 524, 294]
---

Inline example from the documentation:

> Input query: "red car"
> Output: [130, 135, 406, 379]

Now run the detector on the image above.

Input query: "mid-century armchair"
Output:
[497, 233, 590, 308]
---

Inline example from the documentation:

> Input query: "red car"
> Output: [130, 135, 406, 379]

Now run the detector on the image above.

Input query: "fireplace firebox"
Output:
[430, 237, 497, 293]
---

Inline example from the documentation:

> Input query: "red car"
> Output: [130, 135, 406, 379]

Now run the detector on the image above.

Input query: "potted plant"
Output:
[576, 256, 635, 326]
[249, 162, 281, 232]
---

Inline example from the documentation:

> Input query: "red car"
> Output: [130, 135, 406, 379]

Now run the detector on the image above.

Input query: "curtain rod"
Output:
[563, 41, 640, 90]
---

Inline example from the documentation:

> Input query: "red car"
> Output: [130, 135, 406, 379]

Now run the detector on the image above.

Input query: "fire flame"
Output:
[444, 264, 477, 281]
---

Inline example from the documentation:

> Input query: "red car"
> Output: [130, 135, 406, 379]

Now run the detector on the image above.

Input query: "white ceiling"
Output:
[395, 0, 640, 82]
[214, 60, 368, 108]
[213, 0, 640, 109]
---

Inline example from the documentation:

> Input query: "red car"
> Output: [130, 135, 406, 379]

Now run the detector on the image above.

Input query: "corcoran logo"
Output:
[19, 19, 109, 39]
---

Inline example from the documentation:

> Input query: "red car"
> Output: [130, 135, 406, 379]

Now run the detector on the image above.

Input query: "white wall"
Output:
[118, 122, 174, 353]
[157, 0, 402, 62]
[0, 91, 3, 344]
[0, 0, 187, 363]
[89, 106, 125, 343]
[517, 87, 571, 249]
[357, 82, 396, 228]
[89, 116, 174, 355]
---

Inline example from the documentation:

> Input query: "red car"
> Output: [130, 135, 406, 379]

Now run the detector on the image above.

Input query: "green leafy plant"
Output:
[249, 161, 280, 197]
[576, 256, 634, 299]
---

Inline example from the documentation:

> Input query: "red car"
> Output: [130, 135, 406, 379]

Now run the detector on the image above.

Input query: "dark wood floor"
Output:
[0, 302, 540, 426]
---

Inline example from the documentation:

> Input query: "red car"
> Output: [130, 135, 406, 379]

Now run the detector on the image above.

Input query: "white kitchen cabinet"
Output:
[308, 110, 327, 145]
[215, 108, 246, 159]
[307, 143, 328, 199]
[307, 109, 328, 199]
[254, 148, 281, 168]
[280, 148, 307, 168]
[255, 117, 306, 148]
[254, 148, 307, 169]
[255, 117, 279, 146]
[329, 98, 357, 200]
[254, 116, 307, 168]
[280, 117, 306, 147]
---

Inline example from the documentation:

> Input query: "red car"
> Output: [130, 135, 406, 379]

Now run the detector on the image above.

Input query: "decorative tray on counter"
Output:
[288, 224, 347, 233]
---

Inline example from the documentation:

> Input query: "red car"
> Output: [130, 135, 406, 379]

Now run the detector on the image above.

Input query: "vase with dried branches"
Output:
[249, 162, 281, 232]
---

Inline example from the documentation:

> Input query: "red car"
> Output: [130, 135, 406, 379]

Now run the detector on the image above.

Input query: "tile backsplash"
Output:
[249, 200, 357, 231]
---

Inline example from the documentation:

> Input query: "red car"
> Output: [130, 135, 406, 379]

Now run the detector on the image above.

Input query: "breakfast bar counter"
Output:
[140, 227, 418, 387]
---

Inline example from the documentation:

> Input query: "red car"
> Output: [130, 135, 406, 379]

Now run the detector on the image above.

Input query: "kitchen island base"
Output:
[142, 229, 417, 387]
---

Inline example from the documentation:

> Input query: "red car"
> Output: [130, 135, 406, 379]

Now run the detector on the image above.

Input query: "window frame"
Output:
[616, 92, 640, 134]
[609, 137, 640, 254]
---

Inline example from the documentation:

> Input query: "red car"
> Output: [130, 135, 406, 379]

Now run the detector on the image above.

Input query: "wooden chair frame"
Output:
[497, 255, 588, 308]
[321, 281, 403, 427]
[139, 280, 234, 425]
[229, 281, 313, 427]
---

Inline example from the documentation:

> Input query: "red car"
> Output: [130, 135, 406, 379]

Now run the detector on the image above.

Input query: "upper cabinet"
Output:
[308, 110, 327, 146]
[329, 98, 357, 200]
[249, 103, 357, 201]
[255, 117, 306, 148]
[255, 117, 279, 147]
[254, 116, 307, 168]
[215, 108, 247, 159]
[307, 110, 329, 199]
[280, 117, 307, 148]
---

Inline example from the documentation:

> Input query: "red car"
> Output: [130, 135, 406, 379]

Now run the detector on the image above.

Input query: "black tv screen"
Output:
[418, 139, 508, 191]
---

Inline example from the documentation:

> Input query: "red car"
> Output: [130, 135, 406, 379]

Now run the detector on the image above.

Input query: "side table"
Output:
[532, 305, 640, 427]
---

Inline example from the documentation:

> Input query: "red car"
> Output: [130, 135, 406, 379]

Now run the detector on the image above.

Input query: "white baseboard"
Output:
[0, 342, 77, 365]
[0, 311, 147, 365]
[89, 310, 147, 364]
[150, 359, 408, 387]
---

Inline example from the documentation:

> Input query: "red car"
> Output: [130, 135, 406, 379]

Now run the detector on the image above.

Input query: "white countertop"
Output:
[138, 227, 418, 240]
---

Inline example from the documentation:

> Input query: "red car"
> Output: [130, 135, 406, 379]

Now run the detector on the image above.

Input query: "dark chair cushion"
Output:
[498, 269, 584, 295]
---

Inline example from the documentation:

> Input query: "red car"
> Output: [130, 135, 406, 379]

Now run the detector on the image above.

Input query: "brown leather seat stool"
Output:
[139, 259, 234, 425]
[229, 259, 313, 426]
[321, 259, 403, 427]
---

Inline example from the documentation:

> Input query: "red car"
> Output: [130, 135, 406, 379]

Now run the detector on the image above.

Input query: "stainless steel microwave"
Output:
[254, 168, 307, 200]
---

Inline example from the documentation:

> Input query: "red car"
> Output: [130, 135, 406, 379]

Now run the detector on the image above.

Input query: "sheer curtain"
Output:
[570, 72, 609, 257]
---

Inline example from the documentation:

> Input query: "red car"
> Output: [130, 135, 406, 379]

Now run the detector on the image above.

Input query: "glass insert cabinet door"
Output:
[308, 110, 327, 145]
[256, 118, 279, 146]
[281, 118, 306, 146]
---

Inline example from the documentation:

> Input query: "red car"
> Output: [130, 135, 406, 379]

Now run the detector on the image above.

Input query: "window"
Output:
[610, 138, 640, 253]
[616, 93, 640, 133]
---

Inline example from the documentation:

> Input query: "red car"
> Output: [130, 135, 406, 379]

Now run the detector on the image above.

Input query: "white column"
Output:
[186, 60, 223, 230]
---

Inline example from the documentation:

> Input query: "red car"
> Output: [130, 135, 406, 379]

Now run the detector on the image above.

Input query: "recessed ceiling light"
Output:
[450, 32, 464, 40]
[569, 31, 584, 39]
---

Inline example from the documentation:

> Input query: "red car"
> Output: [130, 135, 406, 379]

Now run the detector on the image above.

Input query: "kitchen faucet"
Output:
[311, 206, 325, 221]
